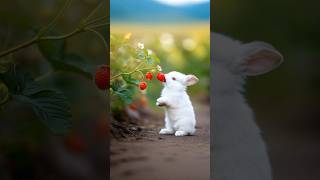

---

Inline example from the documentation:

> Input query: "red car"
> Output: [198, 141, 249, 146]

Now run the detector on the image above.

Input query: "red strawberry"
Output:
[157, 72, 166, 82]
[145, 72, 153, 80]
[95, 65, 110, 90]
[139, 82, 147, 90]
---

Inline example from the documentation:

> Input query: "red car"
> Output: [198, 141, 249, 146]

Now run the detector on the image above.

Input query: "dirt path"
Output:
[110, 100, 210, 180]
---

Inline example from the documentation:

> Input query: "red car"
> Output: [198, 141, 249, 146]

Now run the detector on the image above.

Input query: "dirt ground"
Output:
[110, 99, 210, 180]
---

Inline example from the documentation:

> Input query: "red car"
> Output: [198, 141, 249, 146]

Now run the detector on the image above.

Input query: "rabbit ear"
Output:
[239, 41, 283, 76]
[185, 75, 199, 86]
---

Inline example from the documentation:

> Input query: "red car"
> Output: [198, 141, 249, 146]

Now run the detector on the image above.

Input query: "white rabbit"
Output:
[156, 71, 199, 137]
[211, 33, 283, 180]
[212, 32, 283, 180]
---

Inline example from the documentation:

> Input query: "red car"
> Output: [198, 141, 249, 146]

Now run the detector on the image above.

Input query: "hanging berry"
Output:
[157, 72, 166, 82]
[145, 72, 153, 80]
[95, 65, 110, 90]
[139, 82, 147, 90]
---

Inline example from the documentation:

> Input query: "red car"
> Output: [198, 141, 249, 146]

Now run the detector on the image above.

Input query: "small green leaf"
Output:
[121, 74, 139, 85]
[8, 72, 72, 134]
[136, 49, 145, 60]
[114, 88, 133, 104]
[38, 38, 94, 79]
[111, 80, 123, 91]
[111, 81, 134, 104]
[14, 90, 72, 134]
[0, 66, 27, 94]
[146, 55, 153, 65]
[52, 53, 94, 79]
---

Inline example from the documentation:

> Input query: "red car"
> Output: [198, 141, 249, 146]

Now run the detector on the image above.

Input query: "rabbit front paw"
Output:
[156, 97, 168, 106]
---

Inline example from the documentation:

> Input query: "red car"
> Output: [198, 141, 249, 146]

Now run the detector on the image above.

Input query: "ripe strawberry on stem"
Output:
[145, 72, 153, 80]
[157, 72, 166, 82]
[95, 65, 110, 90]
[139, 82, 147, 90]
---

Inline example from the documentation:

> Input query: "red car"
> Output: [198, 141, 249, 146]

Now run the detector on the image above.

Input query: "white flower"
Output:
[137, 42, 144, 49]
[147, 49, 153, 55]
[157, 65, 162, 71]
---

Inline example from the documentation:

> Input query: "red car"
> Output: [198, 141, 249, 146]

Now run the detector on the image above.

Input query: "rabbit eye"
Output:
[172, 77, 176, 80]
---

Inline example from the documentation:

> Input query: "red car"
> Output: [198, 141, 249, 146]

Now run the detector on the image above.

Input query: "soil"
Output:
[110, 99, 210, 180]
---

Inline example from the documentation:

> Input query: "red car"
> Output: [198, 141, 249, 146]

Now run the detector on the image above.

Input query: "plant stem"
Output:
[85, 15, 108, 26]
[83, 1, 104, 23]
[87, 22, 109, 29]
[37, 0, 73, 37]
[39, 28, 84, 40]
[0, 28, 83, 58]
[0, 37, 38, 58]
[85, 28, 108, 50]
[137, 70, 145, 79]
[0, 1, 108, 58]
[110, 67, 157, 80]
[0, 21, 112, 58]
[111, 61, 145, 80]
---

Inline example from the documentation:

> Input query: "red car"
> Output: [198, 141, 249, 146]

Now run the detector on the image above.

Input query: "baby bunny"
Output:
[212, 32, 283, 180]
[156, 71, 199, 136]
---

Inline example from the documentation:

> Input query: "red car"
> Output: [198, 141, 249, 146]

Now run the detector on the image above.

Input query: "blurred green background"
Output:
[214, 1, 320, 179]
[0, 1, 108, 179]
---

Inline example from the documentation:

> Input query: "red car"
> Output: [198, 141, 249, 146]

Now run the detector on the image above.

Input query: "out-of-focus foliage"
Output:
[0, 1, 108, 179]
[0, 0, 107, 134]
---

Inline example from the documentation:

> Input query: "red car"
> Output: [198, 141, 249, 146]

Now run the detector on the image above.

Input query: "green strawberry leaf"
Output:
[2, 69, 72, 134]
[121, 74, 139, 85]
[52, 53, 94, 79]
[136, 49, 146, 60]
[38, 39, 94, 80]
[111, 81, 134, 104]
[146, 55, 153, 65]
[111, 80, 123, 92]
[114, 88, 133, 104]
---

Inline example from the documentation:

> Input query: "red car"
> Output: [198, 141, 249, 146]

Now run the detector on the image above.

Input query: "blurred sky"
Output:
[110, 0, 210, 23]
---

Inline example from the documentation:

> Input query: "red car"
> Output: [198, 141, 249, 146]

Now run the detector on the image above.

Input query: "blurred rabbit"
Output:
[212, 32, 283, 180]
[156, 71, 199, 136]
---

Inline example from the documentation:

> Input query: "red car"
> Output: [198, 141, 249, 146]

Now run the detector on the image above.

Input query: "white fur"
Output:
[212, 32, 283, 180]
[156, 71, 199, 136]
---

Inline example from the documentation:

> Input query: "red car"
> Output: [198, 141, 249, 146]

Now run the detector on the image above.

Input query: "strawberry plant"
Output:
[110, 34, 162, 108]
[0, 0, 108, 134]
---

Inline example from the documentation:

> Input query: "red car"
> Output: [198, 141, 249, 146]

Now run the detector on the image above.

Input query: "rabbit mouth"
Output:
[162, 75, 166, 82]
